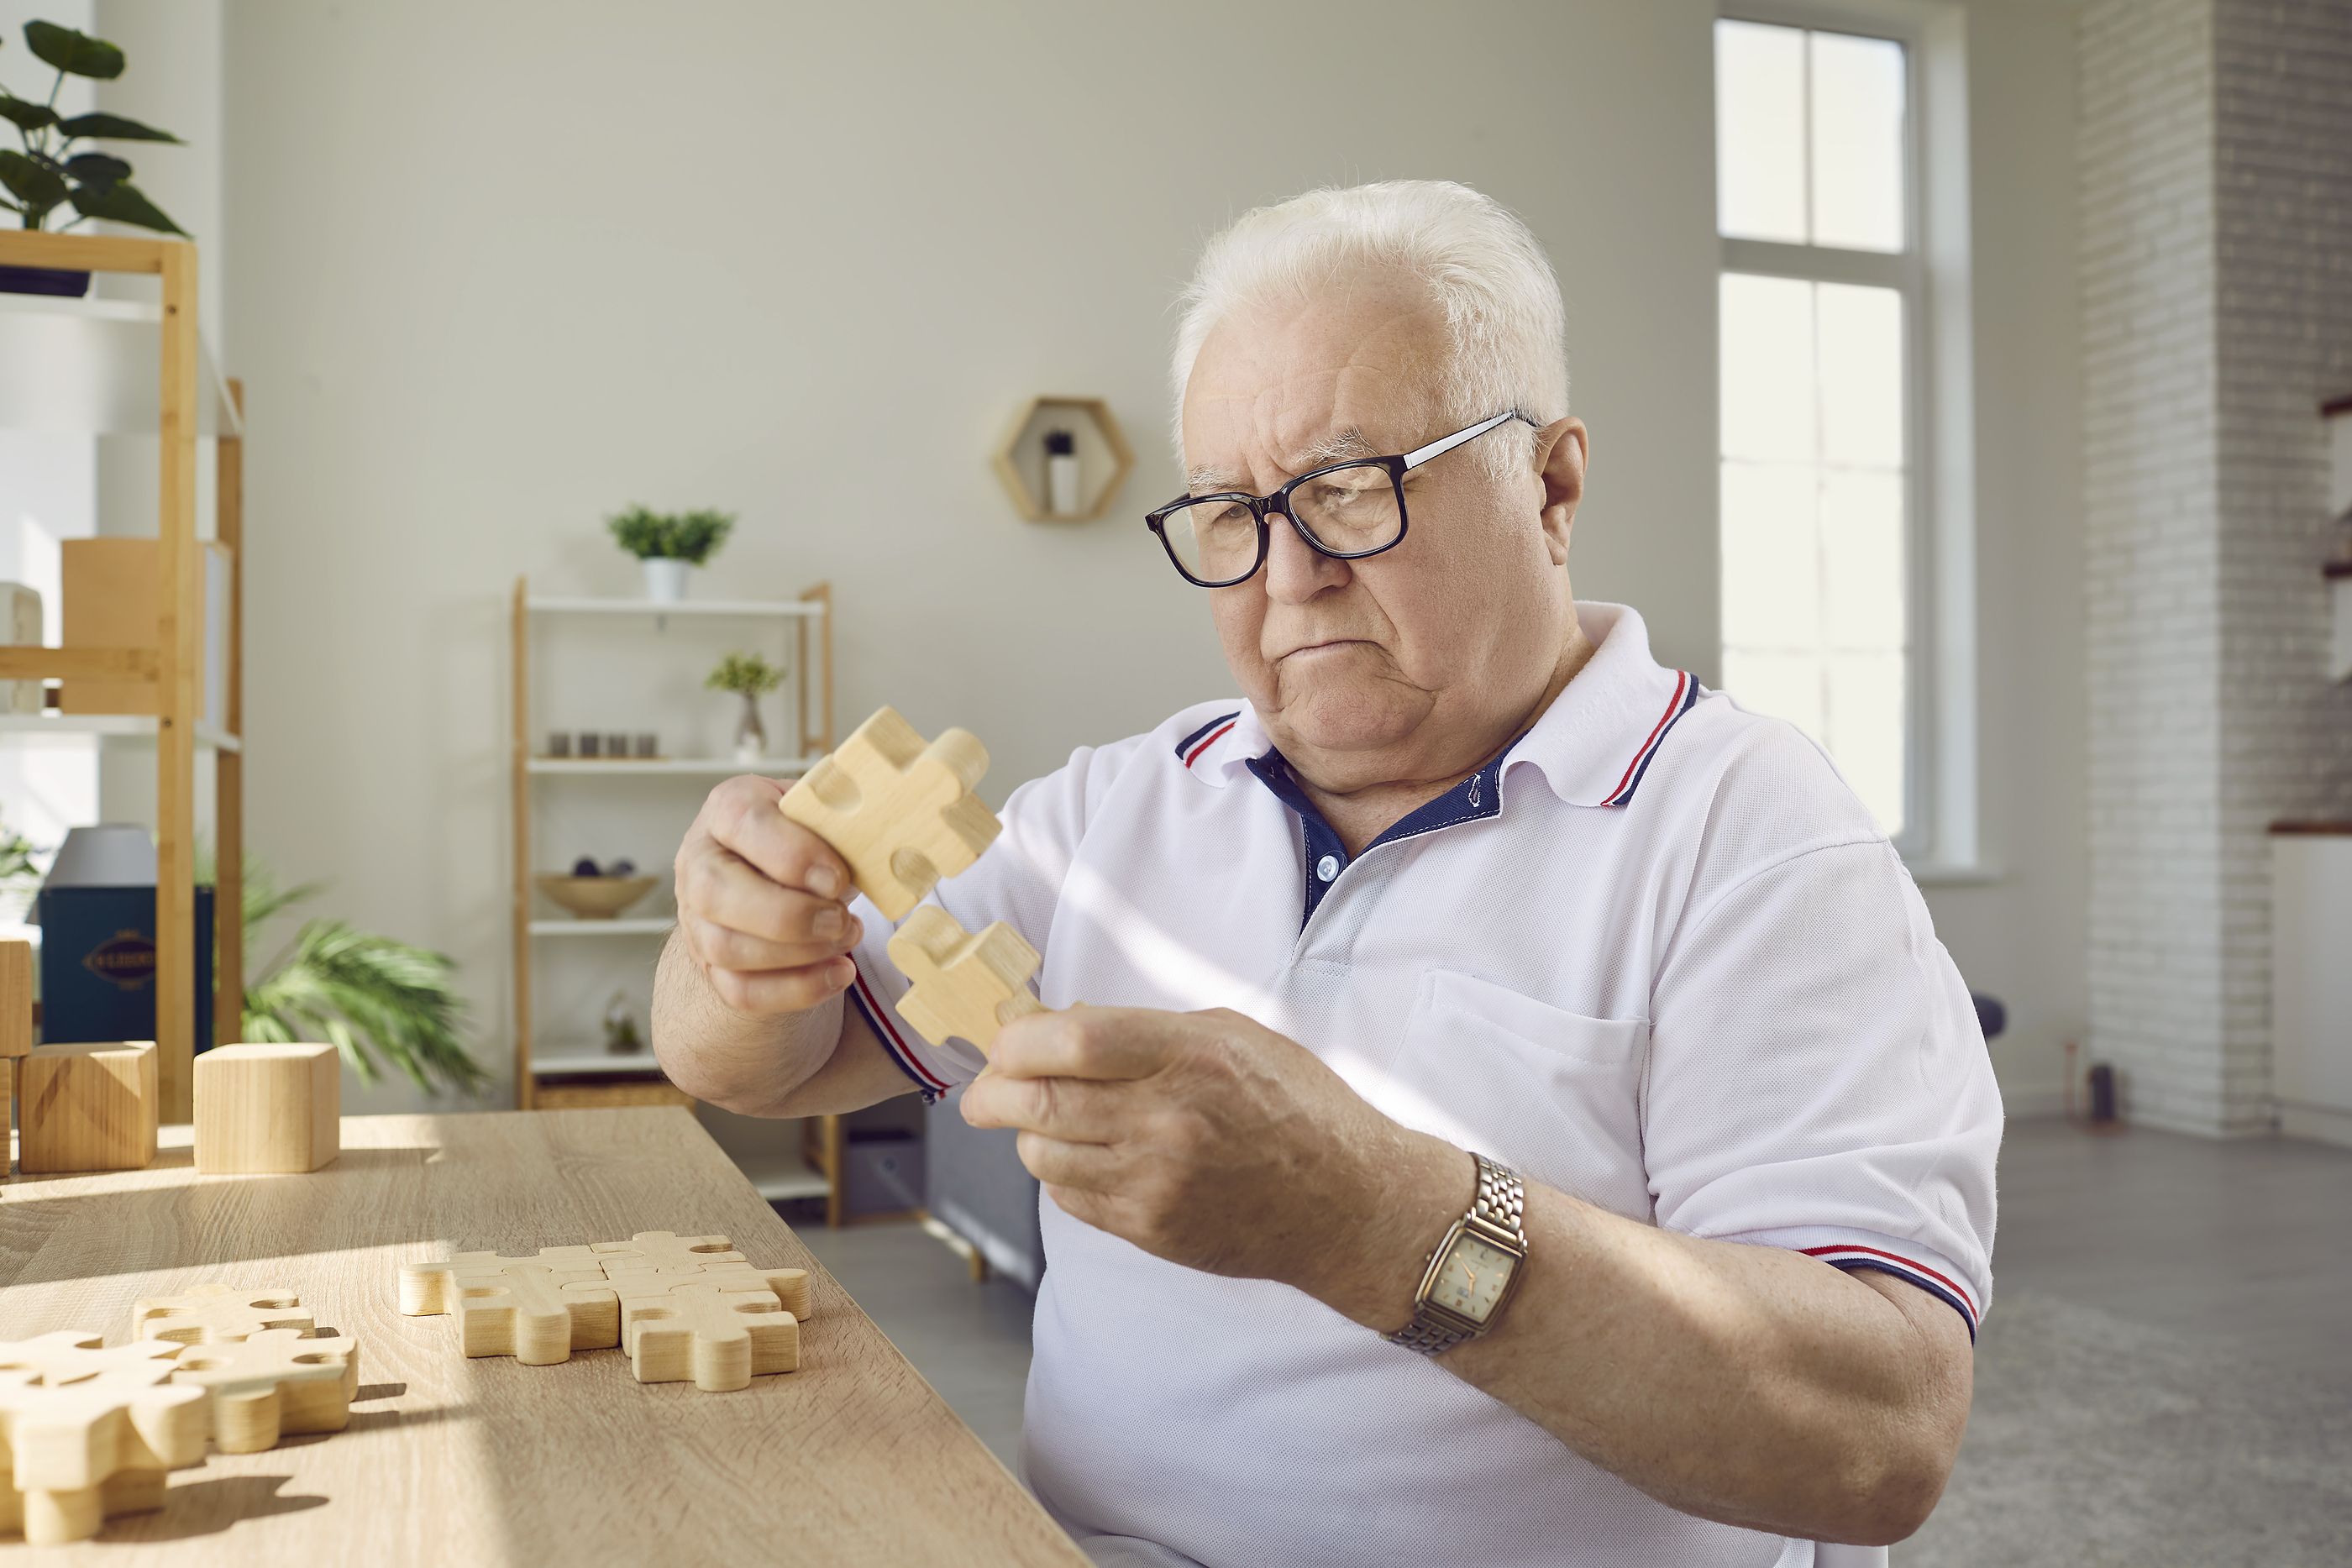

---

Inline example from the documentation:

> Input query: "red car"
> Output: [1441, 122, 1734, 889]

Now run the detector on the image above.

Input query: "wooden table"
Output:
[0, 1109, 1089, 1567]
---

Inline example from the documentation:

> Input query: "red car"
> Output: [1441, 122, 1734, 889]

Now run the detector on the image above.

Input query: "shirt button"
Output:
[1316, 854, 1340, 883]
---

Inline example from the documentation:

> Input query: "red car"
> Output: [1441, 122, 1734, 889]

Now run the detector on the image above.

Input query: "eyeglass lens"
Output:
[1159, 463, 1403, 585]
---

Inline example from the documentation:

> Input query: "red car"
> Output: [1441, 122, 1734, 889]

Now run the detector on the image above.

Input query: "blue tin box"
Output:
[37, 884, 216, 1051]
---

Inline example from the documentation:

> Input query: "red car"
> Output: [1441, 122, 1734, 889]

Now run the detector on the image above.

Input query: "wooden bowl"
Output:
[535, 873, 658, 920]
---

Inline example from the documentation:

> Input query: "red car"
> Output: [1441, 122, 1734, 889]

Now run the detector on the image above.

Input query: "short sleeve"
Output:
[1643, 836, 2002, 1336]
[843, 743, 1105, 1102]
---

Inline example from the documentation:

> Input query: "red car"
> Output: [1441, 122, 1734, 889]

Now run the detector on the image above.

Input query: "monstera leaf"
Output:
[55, 111, 179, 144]
[0, 148, 66, 212]
[67, 177, 182, 235]
[0, 95, 57, 133]
[24, 20, 124, 81]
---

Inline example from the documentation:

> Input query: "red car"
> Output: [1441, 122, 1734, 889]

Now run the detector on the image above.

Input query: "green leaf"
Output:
[55, 111, 179, 144]
[25, 20, 125, 80]
[61, 151, 129, 189]
[0, 94, 57, 132]
[67, 177, 186, 235]
[0, 148, 67, 210]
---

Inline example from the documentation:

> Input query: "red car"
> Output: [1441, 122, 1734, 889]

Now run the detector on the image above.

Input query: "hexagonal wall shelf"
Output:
[993, 395, 1134, 523]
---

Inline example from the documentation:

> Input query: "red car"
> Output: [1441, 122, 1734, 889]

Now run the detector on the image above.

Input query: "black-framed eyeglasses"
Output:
[1144, 410, 1536, 589]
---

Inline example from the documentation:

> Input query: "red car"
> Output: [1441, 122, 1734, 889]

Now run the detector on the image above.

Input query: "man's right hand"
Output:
[673, 774, 864, 1016]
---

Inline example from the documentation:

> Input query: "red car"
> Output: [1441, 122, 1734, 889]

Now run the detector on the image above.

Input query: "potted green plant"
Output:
[606, 505, 735, 603]
[0, 808, 41, 926]
[706, 650, 784, 763]
[230, 855, 489, 1096]
[0, 19, 187, 297]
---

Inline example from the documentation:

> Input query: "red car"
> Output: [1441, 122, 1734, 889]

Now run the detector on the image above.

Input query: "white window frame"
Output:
[1716, 0, 1982, 876]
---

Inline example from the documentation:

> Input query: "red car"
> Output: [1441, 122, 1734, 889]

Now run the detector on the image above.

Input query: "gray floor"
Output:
[794, 1119, 2352, 1562]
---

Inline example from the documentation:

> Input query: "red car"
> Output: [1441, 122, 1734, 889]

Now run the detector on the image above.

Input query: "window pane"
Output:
[1720, 273, 1815, 461]
[1819, 469, 1905, 649]
[1721, 461, 1819, 647]
[1715, 19, 1807, 243]
[1809, 31, 1906, 252]
[1816, 282, 1903, 467]
[1723, 649, 1826, 742]
[1826, 652, 1906, 835]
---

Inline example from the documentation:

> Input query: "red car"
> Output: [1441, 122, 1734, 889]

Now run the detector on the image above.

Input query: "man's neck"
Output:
[1293, 623, 1598, 858]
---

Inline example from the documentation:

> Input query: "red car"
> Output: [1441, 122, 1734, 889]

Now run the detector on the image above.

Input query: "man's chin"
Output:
[1266, 684, 1424, 760]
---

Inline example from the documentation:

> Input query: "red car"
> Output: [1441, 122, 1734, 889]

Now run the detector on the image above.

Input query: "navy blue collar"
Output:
[1245, 737, 1521, 929]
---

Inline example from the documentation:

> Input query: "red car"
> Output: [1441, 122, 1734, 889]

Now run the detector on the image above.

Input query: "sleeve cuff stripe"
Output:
[848, 962, 951, 1093]
[1796, 1242, 1978, 1319]
[1820, 1259, 1979, 1341]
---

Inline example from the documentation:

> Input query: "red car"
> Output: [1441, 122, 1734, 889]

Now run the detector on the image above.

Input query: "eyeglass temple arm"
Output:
[1399, 410, 1530, 471]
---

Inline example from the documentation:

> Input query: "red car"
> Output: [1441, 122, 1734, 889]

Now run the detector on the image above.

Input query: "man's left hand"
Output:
[958, 1005, 1465, 1323]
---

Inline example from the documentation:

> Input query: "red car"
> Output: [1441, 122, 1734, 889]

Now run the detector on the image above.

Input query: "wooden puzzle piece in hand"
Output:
[0, 1371, 207, 1545]
[888, 905, 1044, 1057]
[0, 1331, 182, 1387]
[780, 706, 999, 920]
[616, 1280, 798, 1392]
[598, 1261, 812, 1321]
[166, 1328, 358, 1455]
[398, 1245, 606, 1315]
[452, 1264, 618, 1365]
[131, 1283, 315, 1345]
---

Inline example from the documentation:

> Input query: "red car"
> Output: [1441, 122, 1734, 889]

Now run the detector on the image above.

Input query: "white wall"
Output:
[207, 0, 2084, 1113]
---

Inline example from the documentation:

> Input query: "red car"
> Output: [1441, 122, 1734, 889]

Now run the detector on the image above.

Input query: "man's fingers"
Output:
[706, 957, 856, 1016]
[962, 1070, 1124, 1143]
[987, 1005, 1179, 1083]
[685, 915, 859, 973]
[688, 852, 858, 948]
[708, 774, 856, 899]
[1014, 1130, 1122, 1192]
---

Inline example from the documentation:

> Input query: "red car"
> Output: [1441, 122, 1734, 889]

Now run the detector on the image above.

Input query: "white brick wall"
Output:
[2081, 0, 2352, 1136]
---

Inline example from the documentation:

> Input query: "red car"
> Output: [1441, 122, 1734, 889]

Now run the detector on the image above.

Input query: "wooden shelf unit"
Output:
[0, 232, 246, 1122]
[508, 573, 853, 1214]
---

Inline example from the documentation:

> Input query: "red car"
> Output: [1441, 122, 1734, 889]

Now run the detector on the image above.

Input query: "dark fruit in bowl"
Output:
[571, 856, 601, 877]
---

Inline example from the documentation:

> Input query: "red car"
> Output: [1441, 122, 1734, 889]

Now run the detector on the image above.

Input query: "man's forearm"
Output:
[650, 928, 844, 1116]
[1310, 1132, 1968, 1546]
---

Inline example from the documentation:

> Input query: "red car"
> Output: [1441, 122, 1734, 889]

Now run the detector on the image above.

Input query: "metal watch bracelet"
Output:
[1384, 1152, 1527, 1356]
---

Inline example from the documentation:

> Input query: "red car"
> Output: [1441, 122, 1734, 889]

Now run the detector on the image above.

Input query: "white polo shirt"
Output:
[844, 600, 2001, 1568]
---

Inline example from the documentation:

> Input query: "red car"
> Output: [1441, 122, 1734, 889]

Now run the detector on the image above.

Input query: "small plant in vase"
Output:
[0, 20, 188, 297]
[606, 504, 734, 603]
[706, 650, 783, 763]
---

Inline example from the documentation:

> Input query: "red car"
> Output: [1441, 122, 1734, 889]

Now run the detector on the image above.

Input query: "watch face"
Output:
[1431, 1235, 1518, 1324]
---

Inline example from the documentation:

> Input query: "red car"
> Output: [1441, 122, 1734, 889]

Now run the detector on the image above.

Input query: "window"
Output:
[1715, 13, 1923, 844]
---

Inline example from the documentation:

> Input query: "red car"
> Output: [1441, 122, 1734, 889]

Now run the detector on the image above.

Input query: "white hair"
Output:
[1169, 180, 1570, 481]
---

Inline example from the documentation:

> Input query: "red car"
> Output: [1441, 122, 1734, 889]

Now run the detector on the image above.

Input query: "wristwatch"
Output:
[1384, 1152, 1529, 1356]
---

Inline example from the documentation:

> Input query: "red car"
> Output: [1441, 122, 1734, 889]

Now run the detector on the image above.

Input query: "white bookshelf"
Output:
[529, 918, 673, 937]
[527, 595, 826, 619]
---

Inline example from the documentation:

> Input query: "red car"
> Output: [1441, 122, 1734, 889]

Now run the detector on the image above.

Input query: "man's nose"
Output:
[1261, 511, 1347, 604]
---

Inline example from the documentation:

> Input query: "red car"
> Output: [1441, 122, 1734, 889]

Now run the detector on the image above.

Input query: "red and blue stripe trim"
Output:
[1602, 671, 1698, 807]
[1801, 1243, 1981, 1339]
[1174, 711, 1241, 769]
[847, 960, 951, 1104]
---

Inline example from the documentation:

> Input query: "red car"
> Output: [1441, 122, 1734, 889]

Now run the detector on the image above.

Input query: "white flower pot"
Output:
[642, 558, 692, 603]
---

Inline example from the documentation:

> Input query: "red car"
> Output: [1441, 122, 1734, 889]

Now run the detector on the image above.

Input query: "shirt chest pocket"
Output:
[1380, 969, 1655, 1223]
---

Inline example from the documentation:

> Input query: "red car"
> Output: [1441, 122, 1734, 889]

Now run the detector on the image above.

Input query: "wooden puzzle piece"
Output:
[616, 1281, 798, 1392]
[779, 706, 1000, 920]
[0, 1374, 207, 1545]
[588, 1230, 744, 1276]
[452, 1265, 618, 1365]
[598, 1260, 812, 1320]
[0, 1331, 181, 1387]
[132, 1283, 314, 1345]
[167, 1329, 358, 1454]
[888, 905, 1044, 1057]
[398, 1245, 606, 1315]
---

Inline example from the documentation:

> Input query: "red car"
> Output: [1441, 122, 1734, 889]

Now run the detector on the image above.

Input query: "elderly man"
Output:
[654, 180, 2000, 1568]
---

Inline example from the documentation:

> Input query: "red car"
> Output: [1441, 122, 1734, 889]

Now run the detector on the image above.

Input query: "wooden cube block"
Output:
[194, 1042, 340, 1175]
[19, 1042, 158, 1174]
[2, 938, 32, 1179]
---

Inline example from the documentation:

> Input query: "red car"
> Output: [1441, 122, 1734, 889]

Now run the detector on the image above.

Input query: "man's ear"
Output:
[1535, 417, 1588, 567]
